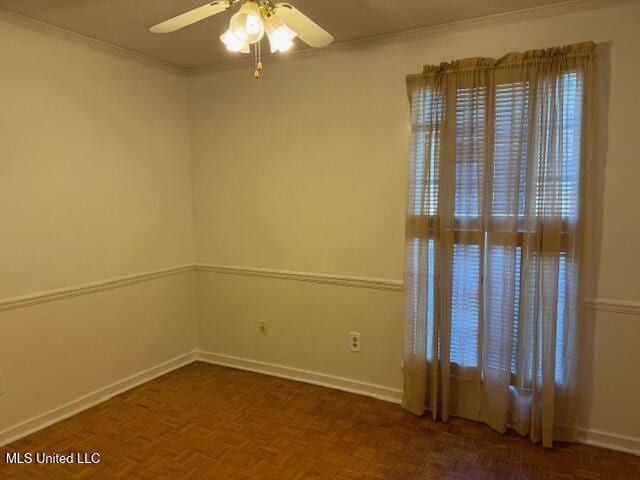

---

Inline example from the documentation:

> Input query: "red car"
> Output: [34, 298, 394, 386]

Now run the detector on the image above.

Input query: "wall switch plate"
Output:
[0, 371, 4, 395]
[259, 320, 268, 336]
[349, 331, 361, 352]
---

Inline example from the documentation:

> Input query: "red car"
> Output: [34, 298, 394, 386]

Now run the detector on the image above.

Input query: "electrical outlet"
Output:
[0, 370, 4, 395]
[259, 320, 268, 336]
[349, 331, 361, 352]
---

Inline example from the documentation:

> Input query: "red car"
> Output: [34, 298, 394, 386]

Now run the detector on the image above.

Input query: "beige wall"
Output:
[0, 15, 195, 299]
[189, 1, 640, 446]
[0, 15, 196, 439]
[1, 0, 639, 452]
[0, 272, 196, 439]
[196, 272, 403, 392]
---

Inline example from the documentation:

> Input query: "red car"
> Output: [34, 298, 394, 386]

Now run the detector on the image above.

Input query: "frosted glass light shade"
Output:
[220, 29, 250, 53]
[229, 2, 264, 44]
[264, 14, 297, 53]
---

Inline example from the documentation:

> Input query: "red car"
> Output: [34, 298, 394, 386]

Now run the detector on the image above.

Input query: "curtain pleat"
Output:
[403, 42, 595, 447]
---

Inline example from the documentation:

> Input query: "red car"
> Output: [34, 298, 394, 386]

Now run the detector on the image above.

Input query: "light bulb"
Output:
[270, 28, 294, 52]
[245, 14, 261, 35]
[264, 14, 297, 53]
[229, 2, 264, 44]
[220, 29, 249, 53]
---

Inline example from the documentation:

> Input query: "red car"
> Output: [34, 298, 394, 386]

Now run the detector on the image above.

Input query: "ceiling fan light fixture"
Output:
[264, 14, 297, 53]
[229, 1, 265, 44]
[220, 29, 250, 53]
[150, 0, 334, 77]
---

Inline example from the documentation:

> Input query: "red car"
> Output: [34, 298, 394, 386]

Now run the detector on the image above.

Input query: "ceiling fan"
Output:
[150, 0, 334, 77]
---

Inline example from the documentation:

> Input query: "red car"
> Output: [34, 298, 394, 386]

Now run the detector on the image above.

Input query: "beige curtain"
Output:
[403, 42, 594, 447]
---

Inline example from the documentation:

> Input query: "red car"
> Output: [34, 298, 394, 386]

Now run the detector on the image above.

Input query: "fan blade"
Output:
[274, 3, 333, 48]
[150, 1, 232, 33]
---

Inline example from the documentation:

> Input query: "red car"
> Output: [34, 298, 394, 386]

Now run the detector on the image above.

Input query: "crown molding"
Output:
[187, 0, 633, 75]
[0, 7, 187, 76]
[0, 265, 195, 313]
[1, 0, 633, 76]
[196, 263, 403, 292]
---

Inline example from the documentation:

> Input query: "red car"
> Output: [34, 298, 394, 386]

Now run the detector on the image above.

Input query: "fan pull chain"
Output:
[253, 42, 263, 79]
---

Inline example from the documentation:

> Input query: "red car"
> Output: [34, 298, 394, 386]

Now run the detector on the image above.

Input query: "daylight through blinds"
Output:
[403, 42, 594, 447]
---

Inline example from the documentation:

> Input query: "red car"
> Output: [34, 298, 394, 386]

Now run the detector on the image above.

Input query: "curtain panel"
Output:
[403, 42, 595, 447]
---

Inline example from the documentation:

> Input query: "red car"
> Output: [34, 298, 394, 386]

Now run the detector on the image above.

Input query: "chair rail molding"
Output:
[195, 263, 403, 292]
[586, 299, 640, 316]
[0, 265, 194, 312]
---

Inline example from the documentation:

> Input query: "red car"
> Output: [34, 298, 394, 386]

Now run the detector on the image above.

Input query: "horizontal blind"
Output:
[449, 86, 486, 368]
[410, 70, 583, 382]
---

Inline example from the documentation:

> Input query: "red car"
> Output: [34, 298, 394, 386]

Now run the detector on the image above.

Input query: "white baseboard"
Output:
[0, 350, 198, 447]
[2, 349, 637, 456]
[196, 351, 640, 455]
[196, 350, 403, 404]
[578, 428, 640, 455]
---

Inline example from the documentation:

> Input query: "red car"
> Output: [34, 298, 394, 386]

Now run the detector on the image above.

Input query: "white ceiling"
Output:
[0, 0, 573, 68]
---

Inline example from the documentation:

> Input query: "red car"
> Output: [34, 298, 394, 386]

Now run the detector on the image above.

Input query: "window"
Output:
[410, 71, 583, 387]
[404, 43, 593, 446]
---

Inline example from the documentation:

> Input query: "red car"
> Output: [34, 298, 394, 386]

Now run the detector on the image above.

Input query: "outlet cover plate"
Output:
[349, 331, 361, 352]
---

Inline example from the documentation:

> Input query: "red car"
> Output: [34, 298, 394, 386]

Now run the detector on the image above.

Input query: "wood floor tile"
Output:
[1, 362, 638, 479]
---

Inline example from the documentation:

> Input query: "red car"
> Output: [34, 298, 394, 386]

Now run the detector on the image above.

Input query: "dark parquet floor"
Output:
[1, 361, 638, 479]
